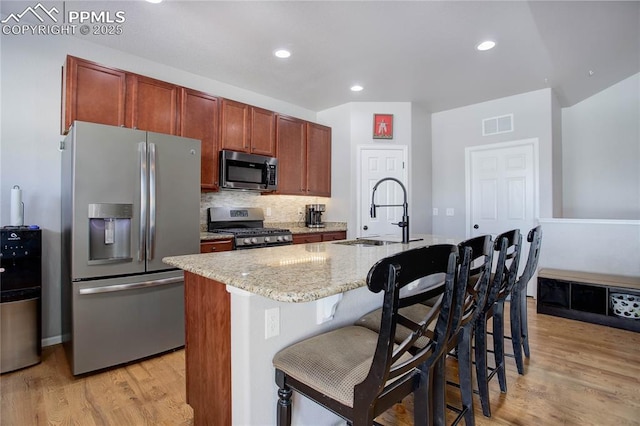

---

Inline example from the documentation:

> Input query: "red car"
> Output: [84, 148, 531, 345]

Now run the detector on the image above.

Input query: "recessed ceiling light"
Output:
[350, 85, 364, 92]
[274, 49, 291, 59]
[146, 0, 162, 3]
[476, 40, 496, 51]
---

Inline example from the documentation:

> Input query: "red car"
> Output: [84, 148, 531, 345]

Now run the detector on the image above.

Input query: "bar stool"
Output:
[509, 225, 543, 374]
[355, 235, 494, 426]
[474, 229, 522, 417]
[272, 244, 466, 426]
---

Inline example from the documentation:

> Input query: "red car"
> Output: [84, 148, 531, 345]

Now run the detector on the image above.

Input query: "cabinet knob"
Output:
[363, 226, 368, 230]
[473, 224, 479, 229]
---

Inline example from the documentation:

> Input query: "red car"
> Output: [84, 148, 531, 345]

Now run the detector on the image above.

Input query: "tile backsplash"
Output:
[201, 191, 331, 229]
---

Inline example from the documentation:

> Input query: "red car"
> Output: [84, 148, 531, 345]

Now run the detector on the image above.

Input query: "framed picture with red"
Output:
[373, 114, 393, 139]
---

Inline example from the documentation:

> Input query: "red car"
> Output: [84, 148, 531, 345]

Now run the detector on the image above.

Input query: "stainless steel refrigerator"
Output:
[61, 121, 200, 375]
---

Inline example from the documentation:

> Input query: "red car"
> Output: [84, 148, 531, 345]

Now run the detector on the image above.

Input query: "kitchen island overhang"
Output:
[163, 235, 452, 425]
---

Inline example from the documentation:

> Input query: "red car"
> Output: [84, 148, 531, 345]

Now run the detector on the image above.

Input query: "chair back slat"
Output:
[457, 235, 493, 328]
[483, 229, 522, 311]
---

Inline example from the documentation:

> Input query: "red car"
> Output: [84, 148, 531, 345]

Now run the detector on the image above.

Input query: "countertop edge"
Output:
[163, 256, 365, 303]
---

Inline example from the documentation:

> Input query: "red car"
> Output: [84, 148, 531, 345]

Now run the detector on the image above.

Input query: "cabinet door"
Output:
[126, 74, 179, 135]
[276, 115, 307, 195]
[250, 107, 276, 156]
[306, 123, 332, 196]
[180, 89, 220, 190]
[62, 56, 126, 133]
[220, 99, 250, 152]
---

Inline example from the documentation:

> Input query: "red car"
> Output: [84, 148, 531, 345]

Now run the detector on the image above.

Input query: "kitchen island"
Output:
[163, 234, 453, 425]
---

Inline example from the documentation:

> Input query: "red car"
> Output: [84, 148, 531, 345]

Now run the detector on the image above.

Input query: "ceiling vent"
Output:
[482, 114, 513, 136]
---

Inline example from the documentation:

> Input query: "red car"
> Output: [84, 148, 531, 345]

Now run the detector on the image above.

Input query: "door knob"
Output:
[363, 225, 368, 230]
[473, 224, 479, 229]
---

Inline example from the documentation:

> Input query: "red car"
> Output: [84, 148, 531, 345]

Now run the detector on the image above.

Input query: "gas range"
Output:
[207, 207, 293, 250]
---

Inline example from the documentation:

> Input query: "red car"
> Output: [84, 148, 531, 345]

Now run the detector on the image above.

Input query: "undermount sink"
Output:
[333, 239, 400, 246]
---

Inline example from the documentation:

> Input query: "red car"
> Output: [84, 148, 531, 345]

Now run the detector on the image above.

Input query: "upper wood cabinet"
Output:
[62, 56, 179, 136]
[220, 99, 276, 156]
[62, 56, 126, 133]
[126, 74, 180, 135]
[62, 56, 331, 195]
[277, 116, 332, 196]
[180, 88, 220, 191]
[276, 115, 307, 195]
[306, 123, 332, 197]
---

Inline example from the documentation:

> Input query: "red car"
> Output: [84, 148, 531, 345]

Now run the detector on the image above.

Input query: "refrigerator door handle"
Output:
[139, 142, 147, 262]
[78, 276, 183, 295]
[148, 143, 157, 261]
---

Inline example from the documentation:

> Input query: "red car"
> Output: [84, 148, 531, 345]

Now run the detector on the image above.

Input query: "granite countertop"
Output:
[164, 234, 452, 303]
[200, 222, 347, 241]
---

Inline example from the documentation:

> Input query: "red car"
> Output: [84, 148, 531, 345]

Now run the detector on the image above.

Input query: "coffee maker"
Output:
[305, 204, 325, 228]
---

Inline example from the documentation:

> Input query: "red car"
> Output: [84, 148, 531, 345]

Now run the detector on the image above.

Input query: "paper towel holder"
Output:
[11, 185, 24, 226]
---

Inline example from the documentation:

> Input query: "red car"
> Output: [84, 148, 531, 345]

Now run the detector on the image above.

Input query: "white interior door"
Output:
[358, 146, 408, 238]
[467, 139, 538, 295]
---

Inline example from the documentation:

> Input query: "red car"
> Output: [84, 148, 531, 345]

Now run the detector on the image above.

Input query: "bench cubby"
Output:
[537, 269, 640, 332]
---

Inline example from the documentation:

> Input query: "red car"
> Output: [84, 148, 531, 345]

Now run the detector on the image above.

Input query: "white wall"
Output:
[411, 103, 432, 233]
[538, 219, 640, 277]
[318, 102, 429, 239]
[315, 103, 352, 224]
[431, 89, 555, 238]
[0, 34, 316, 342]
[561, 73, 640, 219]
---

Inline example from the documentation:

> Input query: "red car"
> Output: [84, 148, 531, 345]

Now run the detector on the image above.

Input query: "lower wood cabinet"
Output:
[200, 240, 234, 253]
[292, 231, 346, 245]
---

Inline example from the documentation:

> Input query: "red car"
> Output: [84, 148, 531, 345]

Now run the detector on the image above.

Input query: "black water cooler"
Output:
[0, 227, 42, 373]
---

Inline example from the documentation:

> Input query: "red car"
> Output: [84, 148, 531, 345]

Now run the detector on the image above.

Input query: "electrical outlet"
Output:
[446, 208, 454, 216]
[266, 207, 272, 217]
[433, 208, 439, 216]
[265, 307, 280, 339]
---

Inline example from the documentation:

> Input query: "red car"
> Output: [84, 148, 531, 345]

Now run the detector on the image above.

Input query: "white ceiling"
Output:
[4, 1, 639, 112]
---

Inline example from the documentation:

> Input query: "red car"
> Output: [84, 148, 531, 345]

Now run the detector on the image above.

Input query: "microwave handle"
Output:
[264, 161, 270, 189]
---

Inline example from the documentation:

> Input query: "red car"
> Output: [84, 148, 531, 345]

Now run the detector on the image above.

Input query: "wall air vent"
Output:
[482, 114, 514, 136]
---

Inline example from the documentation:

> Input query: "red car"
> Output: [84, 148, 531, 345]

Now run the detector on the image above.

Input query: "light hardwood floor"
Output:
[2, 299, 639, 425]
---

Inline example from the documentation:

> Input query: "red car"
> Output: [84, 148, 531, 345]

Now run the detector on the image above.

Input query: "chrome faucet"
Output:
[370, 177, 409, 244]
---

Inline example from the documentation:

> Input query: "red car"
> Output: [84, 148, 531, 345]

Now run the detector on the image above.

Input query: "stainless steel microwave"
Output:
[219, 150, 278, 191]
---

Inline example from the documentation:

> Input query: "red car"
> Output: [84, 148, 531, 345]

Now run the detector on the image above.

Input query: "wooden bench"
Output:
[537, 268, 640, 332]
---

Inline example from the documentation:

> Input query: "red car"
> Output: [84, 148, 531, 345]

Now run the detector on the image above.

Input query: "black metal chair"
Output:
[509, 225, 543, 374]
[474, 229, 522, 417]
[355, 235, 494, 426]
[272, 244, 466, 426]
[437, 235, 493, 425]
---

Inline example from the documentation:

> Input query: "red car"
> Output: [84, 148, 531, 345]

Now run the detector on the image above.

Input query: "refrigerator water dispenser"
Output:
[88, 203, 132, 264]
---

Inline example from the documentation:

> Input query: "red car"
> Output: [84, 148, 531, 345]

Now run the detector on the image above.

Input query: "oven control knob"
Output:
[283, 235, 291, 242]
[276, 236, 283, 242]
[243, 238, 251, 245]
[251, 238, 258, 244]
[264, 237, 271, 243]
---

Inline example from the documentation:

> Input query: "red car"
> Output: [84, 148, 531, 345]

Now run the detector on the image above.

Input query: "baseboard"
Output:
[42, 335, 62, 347]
